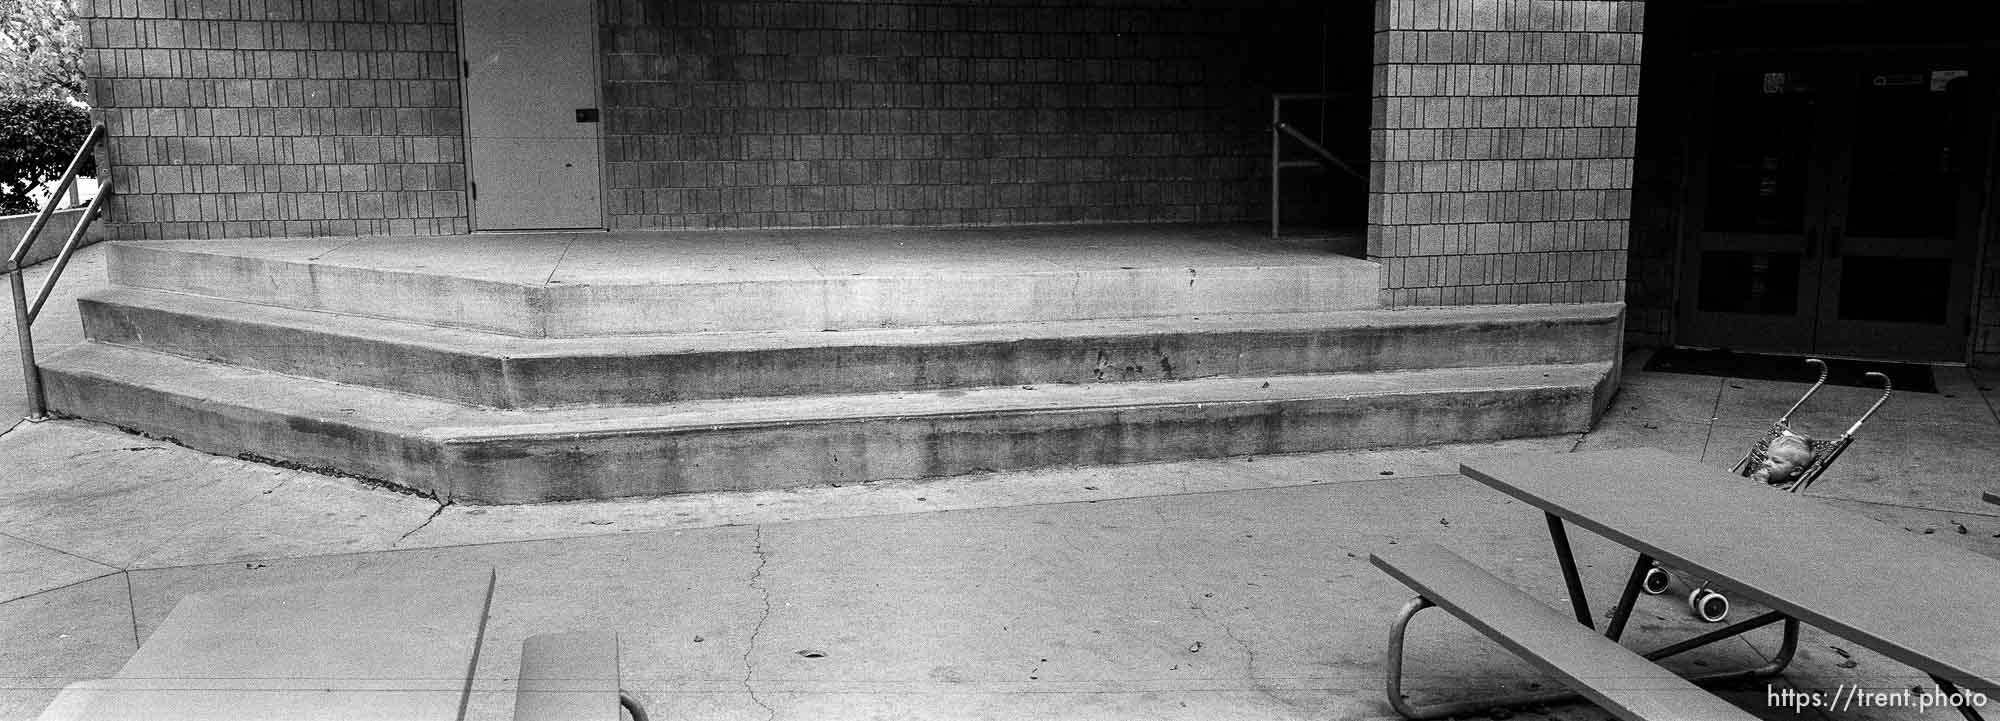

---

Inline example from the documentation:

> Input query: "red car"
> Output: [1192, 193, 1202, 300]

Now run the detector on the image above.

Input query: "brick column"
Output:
[1369, 0, 1645, 306]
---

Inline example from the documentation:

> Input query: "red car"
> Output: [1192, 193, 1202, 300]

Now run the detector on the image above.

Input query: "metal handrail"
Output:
[1269, 93, 1363, 239]
[1275, 122, 1365, 180]
[9, 122, 111, 421]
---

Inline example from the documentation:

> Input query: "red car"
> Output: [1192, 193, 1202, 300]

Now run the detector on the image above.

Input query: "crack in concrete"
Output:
[1151, 505, 1264, 699]
[744, 526, 775, 720]
[543, 235, 581, 285]
[0, 570, 125, 607]
[63, 444, 170, 460]
[1203, 595, 1258, 685]
[309, 235, 367, 262]
[124, 571, 140, 649]
[1054, 520, 1089, 558]
[1698, 378, 1728, 463]
[395, 500, 452, 546]
[0, 529, 124, 572]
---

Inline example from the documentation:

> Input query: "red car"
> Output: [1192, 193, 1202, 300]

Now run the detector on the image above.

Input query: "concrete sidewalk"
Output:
[4, 274, 2000, 719]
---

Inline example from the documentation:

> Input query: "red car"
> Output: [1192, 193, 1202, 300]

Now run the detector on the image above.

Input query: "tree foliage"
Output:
[1, 0, 84, 98]
[0, 93, 92, 215]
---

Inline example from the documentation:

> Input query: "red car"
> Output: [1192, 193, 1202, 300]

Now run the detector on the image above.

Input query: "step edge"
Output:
[42, 341, 483, 425]
[44, 341, 1607, 438]
[431, 375, 1608, 444]
[111, 240, 1382, 289]
[83, 285, 1621, 358]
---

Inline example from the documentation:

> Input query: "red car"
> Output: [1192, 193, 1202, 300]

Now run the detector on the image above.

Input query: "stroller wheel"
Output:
[1641, 566, 1671, 595]
[1689, 589, 1730, 623]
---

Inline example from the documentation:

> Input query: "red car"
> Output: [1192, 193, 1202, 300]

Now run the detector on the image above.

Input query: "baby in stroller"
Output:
[1641, 358, 1892, 621]
[1749, 431, 1815, 489]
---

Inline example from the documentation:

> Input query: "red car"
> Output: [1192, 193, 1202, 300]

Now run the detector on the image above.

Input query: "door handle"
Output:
[1804, 227, 1818, 257]
[1828, 225, 1841, 258]
[574, 108, 600, 123]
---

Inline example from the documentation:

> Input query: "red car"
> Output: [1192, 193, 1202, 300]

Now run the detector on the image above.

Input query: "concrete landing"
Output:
[107, 225, 1379, 336]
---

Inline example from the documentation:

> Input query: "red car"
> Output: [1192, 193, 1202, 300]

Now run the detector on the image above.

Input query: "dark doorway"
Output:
[1644, 1, 1990, 362]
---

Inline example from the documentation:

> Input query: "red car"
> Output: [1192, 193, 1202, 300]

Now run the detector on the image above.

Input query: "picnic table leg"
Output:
[1545, 514, 1594, 628]
[1930, 676, 1986, 721]
[1383, 594, 1802, 719]
[1639, 613, 1800, 683]
[1642, 612, 1785, 659]
[621, 692, 651, 721]
[1603, 554, 1654, 641]
[1383, 595, 1430, 718]
[1383, 596, 1582, 720]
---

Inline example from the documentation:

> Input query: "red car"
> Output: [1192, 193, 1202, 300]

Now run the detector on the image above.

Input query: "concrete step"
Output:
[105, 231, 1381, 336]
[42, 342, 1610, 504]
[79, 287, 1624, 408]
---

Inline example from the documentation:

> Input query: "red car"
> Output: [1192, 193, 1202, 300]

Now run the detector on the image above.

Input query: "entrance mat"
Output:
[1643, 348, 1938, 394]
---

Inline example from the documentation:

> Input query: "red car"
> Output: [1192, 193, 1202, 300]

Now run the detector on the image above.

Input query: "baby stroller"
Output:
[1640, 358, 1894, 621]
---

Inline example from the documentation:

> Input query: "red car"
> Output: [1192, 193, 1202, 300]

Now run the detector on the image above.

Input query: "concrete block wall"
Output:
[1369, 0, 1644, 307]
[79, 0, 1337, 239]
[1, 207, 111, 267]
[78, 0, 469, 240]
[599, 0, 1273, 229]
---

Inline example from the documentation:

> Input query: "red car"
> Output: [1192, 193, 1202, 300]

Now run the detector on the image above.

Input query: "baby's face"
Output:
[1752, 450, 1810, 484]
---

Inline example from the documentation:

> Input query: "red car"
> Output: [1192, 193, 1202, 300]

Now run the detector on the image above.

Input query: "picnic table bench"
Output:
[514, 631, 646, 721]
[1372, 543, 1761, 721]
[1375, 448, 2000, 720]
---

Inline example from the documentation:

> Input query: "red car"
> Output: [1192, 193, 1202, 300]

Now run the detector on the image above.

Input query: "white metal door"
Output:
[461, 0, 603, 230]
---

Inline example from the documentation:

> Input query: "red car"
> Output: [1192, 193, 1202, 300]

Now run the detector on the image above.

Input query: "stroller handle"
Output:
[1778, 358, 1831, 423]
[1843, 371, 1893, 437]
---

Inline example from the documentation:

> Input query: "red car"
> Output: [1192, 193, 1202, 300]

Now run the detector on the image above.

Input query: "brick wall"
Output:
[80, 0, 469, 240]
[598, 0, 1309, 229]
[81, 0, 1337, 238]
[1369, 0, 1644, 307]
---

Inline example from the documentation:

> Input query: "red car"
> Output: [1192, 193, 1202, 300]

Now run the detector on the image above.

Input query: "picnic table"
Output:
[36, 569, 496, 721]
[1375, 448, 2000, 720]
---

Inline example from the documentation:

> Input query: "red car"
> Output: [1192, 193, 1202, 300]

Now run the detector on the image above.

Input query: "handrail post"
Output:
[1271, 93, 1355, 240]
[1270, 94, 1282, 239]
[10, 264, 46, 420]
[7, 122, 109, 423]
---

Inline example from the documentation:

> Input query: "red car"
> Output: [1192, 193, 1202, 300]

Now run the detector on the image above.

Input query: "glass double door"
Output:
[1680, 57, 1984, 362]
